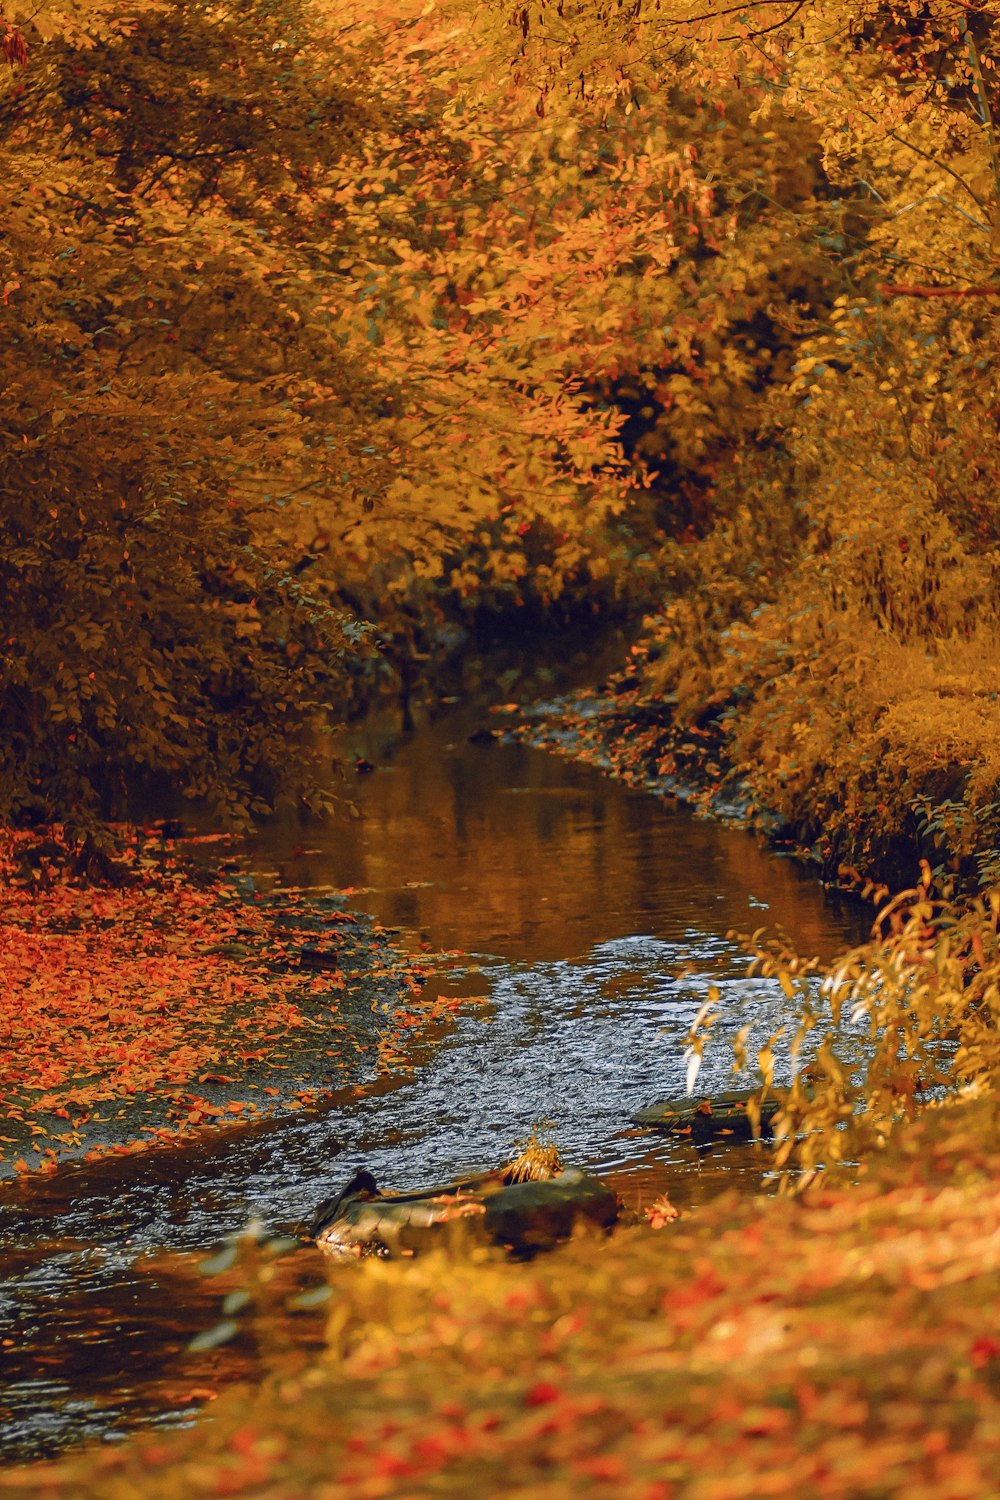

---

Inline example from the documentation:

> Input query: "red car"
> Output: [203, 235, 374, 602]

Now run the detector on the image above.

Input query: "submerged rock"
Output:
[633, 1089, 780, 1144]
[312, 1165, 620, 1257]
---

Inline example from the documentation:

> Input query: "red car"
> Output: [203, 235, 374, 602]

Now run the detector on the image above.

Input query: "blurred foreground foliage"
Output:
[688, 878, 1000, 1179]
[5, 1096, 999, 1498]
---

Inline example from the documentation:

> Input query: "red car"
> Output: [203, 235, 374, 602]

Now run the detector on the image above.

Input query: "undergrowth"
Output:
[636, 296, 1000, 889]
[687, 876, 1000, 1178]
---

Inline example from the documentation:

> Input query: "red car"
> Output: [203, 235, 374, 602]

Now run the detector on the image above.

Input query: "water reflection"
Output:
[259, 709, 866, 968]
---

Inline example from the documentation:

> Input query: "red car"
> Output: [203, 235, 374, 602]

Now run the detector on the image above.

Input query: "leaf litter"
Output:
[0, 828, 454, 1174]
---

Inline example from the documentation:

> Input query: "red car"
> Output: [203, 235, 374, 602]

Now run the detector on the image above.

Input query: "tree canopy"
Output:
[4, 0, 1000, 850]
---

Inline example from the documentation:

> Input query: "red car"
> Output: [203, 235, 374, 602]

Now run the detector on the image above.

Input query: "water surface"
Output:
[0, 696, 868, 1460]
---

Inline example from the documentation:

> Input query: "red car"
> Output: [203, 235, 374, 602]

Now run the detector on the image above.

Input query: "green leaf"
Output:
[198, 1244, 238, 1276]
[290, 1285, 332, 1310]
[188, 1318, 239, 1353]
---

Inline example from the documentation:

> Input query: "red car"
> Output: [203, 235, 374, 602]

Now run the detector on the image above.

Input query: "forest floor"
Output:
[1, 1095, 997, 1498]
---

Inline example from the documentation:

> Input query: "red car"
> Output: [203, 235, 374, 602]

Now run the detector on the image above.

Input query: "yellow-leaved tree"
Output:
[465, 1, 1000, 883]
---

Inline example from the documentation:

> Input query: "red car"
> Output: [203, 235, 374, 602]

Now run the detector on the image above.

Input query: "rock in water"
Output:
[481, 1167, 620, 1252]
[309, 1168, 378, 1240]
[633, 1089, 780, 1144]
[313, 1166, 620, 1257]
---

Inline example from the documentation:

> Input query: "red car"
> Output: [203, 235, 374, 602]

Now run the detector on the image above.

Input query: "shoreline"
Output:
[0, 827, 433, 1179]
[503, 677, 944, 904]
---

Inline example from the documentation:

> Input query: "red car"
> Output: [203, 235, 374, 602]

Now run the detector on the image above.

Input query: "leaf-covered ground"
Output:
[0, 830, 438, 1175]
[2, 1097, 997, 1497]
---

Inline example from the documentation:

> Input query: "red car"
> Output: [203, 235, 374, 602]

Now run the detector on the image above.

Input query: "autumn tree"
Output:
[10, 0, 1000, 851]
[455, 0, 1000, 879]
[0, 0, 395, 831]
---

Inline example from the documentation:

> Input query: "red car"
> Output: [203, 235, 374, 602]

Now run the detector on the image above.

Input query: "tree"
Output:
[0, 0, 390, 829]
[459, 2, 1000, 877]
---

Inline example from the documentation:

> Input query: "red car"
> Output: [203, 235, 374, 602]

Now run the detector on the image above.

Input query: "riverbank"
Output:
[503, 656, 985, 898]
[4, 1093, 997, 1499]
[1, 710, 998, 1494]
[505, 676, 1000, 1185]
[0, 827, 436, 1176]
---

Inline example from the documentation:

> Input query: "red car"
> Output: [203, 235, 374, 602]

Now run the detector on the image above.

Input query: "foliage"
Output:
[463, 1, 1000, 886]
[505, 1125, 563, 1182]
[633, 294, 1000, 881]
[15, 0, 990, 825]
[8, 0, 765, 828]
[0, 0, 394, 828]
[5, 1096, 1000, 1495]
[702, 876, 1000, 1177]
[0, 827, 455, 1173]
[306, 0, 836, 604]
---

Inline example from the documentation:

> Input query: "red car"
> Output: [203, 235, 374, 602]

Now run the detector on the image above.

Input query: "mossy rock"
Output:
[313, 1166, 620, 1257]
[633, 1089, 779, 1143]
[481, 1168, 621, 1250]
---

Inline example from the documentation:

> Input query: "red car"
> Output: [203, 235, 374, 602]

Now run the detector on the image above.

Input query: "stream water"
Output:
[0, 678, 870, 1463]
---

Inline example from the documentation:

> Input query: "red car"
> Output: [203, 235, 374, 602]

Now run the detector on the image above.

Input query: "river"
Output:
[0, 677, 869, 1462]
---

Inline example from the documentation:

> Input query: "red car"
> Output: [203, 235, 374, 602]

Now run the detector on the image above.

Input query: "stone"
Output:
[633, 1089, 780, 1143]
[313, 1165, 620, 1257]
